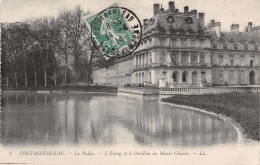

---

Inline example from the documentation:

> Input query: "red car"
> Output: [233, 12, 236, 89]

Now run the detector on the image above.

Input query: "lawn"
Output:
[161, 93, 260, 141]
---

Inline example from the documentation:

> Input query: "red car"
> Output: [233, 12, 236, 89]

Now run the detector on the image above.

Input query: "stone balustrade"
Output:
[118, 86, 260, 98]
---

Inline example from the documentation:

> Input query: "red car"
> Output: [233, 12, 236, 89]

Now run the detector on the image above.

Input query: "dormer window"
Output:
[181, 39, 188, 47]
[199, 39, 205, 47]
[190, 39, 197, 46]
[257, 42, 260, 50]
[238, 42, 245, 50]
[172, 38, 181, 47]
[217, 43, 223, 49]
[247, 43, 255, 50]
[228, 42, 234, 49]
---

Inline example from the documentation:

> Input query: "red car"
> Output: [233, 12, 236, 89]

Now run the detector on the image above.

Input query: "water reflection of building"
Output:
[1, 93, 237, 146]
[93, 1, 260, 87]
[115, 101, 237, 146]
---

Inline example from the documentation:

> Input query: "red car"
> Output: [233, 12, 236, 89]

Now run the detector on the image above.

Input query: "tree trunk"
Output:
[34, 71, 37, 87]
[44, 66, 47, 87]
[24, 66, 28, 88]
[64, 66, 67, 85]
[33, 58, 37, 87]
[87, 64, 91, 86]
[64, 52, 68, 85]
[7, 76, 9, 88]
[53, 55, 57, 86]
[54, 68, 57, 86]
[14, 72, 18, 88]
[87, 52, 93, 86]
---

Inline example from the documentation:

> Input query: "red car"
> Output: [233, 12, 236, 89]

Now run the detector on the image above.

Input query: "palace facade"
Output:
[92, 1, 260, 87]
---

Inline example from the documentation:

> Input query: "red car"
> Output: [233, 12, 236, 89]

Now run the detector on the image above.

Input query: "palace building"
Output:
[92, 1, 260, 87]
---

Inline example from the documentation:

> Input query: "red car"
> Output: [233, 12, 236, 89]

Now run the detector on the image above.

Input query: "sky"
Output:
[1, 0, 260, 31]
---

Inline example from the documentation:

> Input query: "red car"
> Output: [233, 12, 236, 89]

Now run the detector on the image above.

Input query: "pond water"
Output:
[0, 92, 238, 147]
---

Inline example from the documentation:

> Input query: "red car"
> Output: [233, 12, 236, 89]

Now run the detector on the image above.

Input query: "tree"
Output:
[1, 23, 24, 88]
[30, 18, 57, 87]
[58, 6, 89, 85]
[16, 22, 34, 88]
[57, 10, 72, 85]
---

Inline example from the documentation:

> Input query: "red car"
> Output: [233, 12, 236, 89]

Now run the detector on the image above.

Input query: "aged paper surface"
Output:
[0, 0, 260, 164]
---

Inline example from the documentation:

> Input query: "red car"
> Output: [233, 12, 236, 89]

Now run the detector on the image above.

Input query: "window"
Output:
[136, 55, 138, 66]
[182, 71, 188, 82]
[240, 56, 245, 66]
[250, 56, 254, 66]
[149, 72, 152, 83]
[160, 51, 165, 64]
[230, 56, 234, 66]
[150, 53, 152, 64]
[191, 51, 198, 64]
[200, 53, 205, 64]
[250, 60, 254, 66]
[172, 71, 178, 82]
[201, 72, 206, 82]
[181, 39, 188, 47]
[142, 54, 145, 66]
[199, 39, 205, 47]
[219, 70, 224, 82]
[219, 55, 223, 65]
[172, 38, 181, 47]
[181, 51, 189, 64]
[170, 51, 179, 65]
[230, 70, 234, 83]
[190, 39, 197, 46]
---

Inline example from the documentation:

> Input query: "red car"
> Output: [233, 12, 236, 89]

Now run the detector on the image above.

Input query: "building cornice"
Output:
[134, 46, 211, 54]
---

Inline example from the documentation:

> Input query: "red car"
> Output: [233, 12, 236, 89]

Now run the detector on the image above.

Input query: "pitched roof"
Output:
[143, 13, 201, 34]
[206, 30, 260, 43]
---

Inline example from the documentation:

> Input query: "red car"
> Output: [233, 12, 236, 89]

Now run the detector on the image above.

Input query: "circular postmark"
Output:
[90, 6, 142, 58]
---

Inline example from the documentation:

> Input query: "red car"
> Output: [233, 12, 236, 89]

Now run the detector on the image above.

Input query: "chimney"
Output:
[198, 12, 205, 29]
[159, 4, 164, 14]
[192, 10, 197, 17]
[184, 6, 189, 13]
[213, 22, 222, 38]
[247, 22, 253, 32]
[168, 1, 175, 13]
[210, 19, 215, 25]
[230, 24, 239, 34]
[153, 3, 160, 16]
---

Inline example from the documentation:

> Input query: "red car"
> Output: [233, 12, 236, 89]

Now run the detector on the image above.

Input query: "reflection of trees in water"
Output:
[1, 93, 95, 145]
[0, 93, 238, 146]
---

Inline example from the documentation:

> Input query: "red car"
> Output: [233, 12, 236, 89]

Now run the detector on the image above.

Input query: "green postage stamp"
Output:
[83, 4, 142, 58]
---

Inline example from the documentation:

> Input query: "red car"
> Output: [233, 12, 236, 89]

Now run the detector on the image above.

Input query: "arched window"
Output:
[172, 71, 178, 82]
[192, 71, 197, 85]
[201, 72, 206, 82]
[249, 71, 255, 85]
[182, 71, 188, 82]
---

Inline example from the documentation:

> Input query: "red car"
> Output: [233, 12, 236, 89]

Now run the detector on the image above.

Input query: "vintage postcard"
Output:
[0, 0, 260, 164]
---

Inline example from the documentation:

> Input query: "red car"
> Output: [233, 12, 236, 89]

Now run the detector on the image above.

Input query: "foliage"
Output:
[1, 6, 96, 88]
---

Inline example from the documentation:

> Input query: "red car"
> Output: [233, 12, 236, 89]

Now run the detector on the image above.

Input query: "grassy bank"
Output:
[162, 93, 260, 141]
[2, 85, 118, 93]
